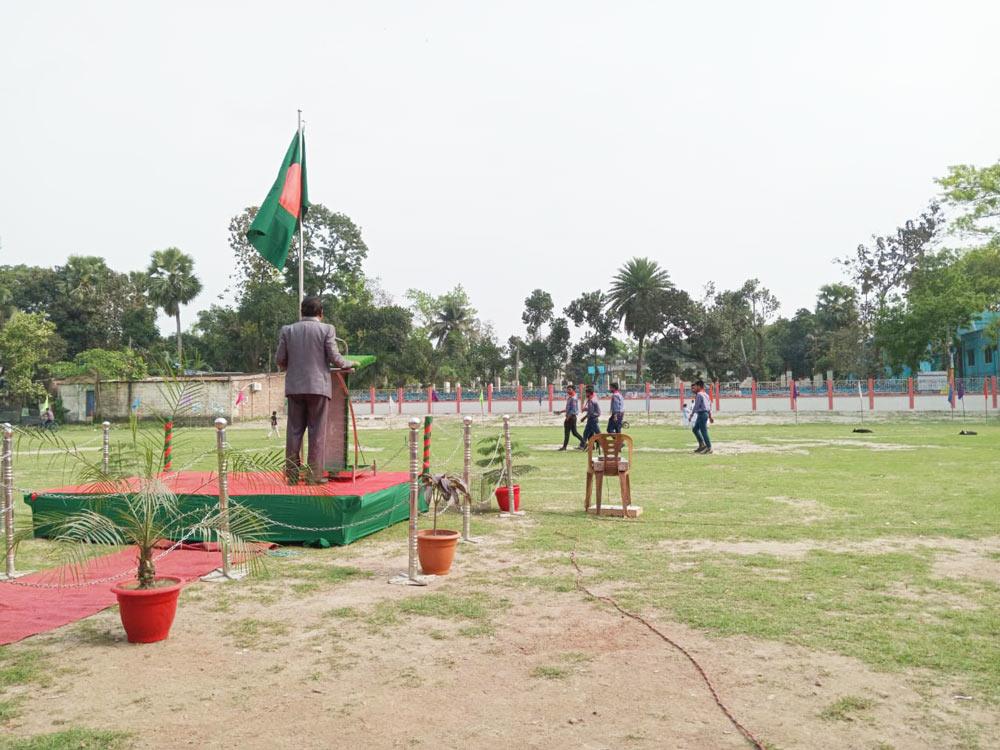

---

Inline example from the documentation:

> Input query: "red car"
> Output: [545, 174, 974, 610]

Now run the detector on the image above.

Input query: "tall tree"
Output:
[522, 289, 554, 339]
[565, 291, 619, 383]
[606, 257, 674, 379]
[0, 311, 62, 403]
[284, 205, 371, 304]
[146, 248, 203, 363]
[937, 161, 1000, 238]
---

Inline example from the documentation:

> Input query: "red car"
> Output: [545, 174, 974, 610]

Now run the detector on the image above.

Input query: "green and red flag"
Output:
[246, 131, 308, 269]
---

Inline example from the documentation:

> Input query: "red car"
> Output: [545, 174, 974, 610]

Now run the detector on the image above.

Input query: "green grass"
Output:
[0, 729, 132, 750]
[0, 649, 52, 724]
[819, 695, 875, 722]
[362, 590, 505, 636]
[222, 618, 290, 650]
[6, 417, 1000, 714]
[531, 665, 571, 679]
[0, 649, 50, 690]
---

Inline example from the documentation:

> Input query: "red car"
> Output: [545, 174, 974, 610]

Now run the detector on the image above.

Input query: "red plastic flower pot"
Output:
[494, 484, 520, 512]
[110, 576, 184, 643]
[416, 529, 460, 575]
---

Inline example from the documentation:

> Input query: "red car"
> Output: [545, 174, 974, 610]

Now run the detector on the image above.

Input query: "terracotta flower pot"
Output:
[110, 576, 183, 643]
[494, 484, 520, 512]
[416, 529, 460, 575]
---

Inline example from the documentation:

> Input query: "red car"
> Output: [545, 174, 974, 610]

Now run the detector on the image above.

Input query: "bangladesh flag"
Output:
[246, 131, 308, 269]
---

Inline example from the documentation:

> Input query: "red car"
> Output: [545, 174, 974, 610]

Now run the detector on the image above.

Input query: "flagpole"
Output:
[297, 109, 304, 311]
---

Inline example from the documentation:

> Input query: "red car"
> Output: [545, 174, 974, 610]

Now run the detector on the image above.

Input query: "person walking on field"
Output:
[607, 382, 624, 433]
[267, 410, 280, 439]
[581, 385, 602, 449]
[691, 379, 714, 454]
[555, 385, 585, 451]
[276, 296, 351, 485]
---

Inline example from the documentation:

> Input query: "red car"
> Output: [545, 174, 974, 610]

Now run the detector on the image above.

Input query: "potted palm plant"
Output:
[23, 368, 273, 643]
[42, 478, 268, 643]
[475, 435, 538, 512]
[417, 473, 469, 575]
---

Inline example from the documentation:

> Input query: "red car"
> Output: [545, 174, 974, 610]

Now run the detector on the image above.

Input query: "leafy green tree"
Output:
[466, 328, 506, 386]
[607, 257, 675, 379]
[838, 203, 943, 316]
[146, 248, 203, 363]
[335, 302, 416, 385]
[0, 284, 14, 328]
[0, 311, 62, 403]
[49, 348, 149, 381]
[284, 204, 371, 304]
[519, 289, 569, 384]
[565, 291, 619, 384]
[764, 310, 816, 379]
[808, 284, 863, 376]
[522, 289, 554, 338]
[427, 291, 476, 351]
[937, 161, 1000, 237]
[875, 251, 983, 372]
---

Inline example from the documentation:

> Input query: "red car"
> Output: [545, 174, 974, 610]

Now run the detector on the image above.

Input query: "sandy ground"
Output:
[5, 527, 996, 750]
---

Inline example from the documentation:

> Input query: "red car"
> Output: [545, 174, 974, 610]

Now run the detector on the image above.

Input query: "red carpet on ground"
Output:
[0, 543, 269, 646]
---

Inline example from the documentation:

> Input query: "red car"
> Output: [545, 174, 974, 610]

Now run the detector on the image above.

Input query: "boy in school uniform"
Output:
[268, 410, 280, 438]
[690, 379, 714, 454]
[607, 382, 624, 433]
[581, 385, 602, 448]
[555, 385, 585, 451]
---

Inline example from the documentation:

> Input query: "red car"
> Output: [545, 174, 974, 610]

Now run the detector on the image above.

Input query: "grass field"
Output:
[2, 416, 998, 749]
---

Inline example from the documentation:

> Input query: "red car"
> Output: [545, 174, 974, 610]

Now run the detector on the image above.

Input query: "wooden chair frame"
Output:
[584, 433, 633, 516]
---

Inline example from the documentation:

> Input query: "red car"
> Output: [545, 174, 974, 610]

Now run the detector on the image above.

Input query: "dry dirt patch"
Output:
[3, 532, 996, 749]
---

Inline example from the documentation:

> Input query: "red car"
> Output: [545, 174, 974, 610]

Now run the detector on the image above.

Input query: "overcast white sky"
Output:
[2, 1, 999, 339]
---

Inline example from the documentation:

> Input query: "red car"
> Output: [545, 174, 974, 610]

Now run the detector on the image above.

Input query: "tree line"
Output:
[1, 159, 999, 404]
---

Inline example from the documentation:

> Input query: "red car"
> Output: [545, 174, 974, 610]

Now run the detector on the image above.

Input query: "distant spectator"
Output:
[581, 385, 601, 449]
[690, 379, 714, 454]
[555, 385, 585, 451]
[607, 382, 624, 434]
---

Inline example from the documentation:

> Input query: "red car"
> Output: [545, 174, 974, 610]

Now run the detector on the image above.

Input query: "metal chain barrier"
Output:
[0, 521, 209, 590]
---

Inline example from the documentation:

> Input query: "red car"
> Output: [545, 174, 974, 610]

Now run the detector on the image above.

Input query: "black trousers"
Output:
[562, 415, 584, 448]
[285, 394, 329, 480]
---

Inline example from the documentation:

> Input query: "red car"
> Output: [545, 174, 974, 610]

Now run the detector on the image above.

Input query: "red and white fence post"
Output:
[908, 377, 915, 410]
[487, 383, 493, 414]
[369, 386, 376, 415]
[827, 379, 834, 411]
[789, 381, 795, 411]
[456, 385, 462, 414]
[516, 385, 523, 414]
[679, 381, 686, 410]
[751, 379, 758, 411]
[427, 386, 433, 414]
[547, 383, 554, 412]
[867, 377, 875, 411]
[714, 381, 721, 411]
[397, 387, 404, 415]
[993, 376, 998, 409]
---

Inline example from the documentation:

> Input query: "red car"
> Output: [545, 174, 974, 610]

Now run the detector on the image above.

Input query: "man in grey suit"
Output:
[276, 296, 351, 484]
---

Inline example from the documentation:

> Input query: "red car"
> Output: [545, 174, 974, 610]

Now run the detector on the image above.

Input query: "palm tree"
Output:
[429, 298, 474, 350]
[146, 248, 203, 363]
[607, 257, 674, 379]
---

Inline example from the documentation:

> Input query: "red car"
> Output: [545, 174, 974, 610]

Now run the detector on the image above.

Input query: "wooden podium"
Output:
[323, 356, 376, 478]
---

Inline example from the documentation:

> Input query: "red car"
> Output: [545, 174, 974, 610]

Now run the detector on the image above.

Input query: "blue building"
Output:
[956, 312, 1000, 378]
